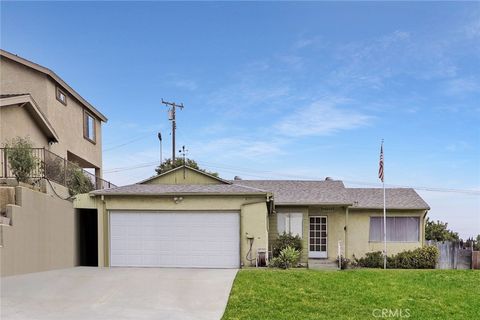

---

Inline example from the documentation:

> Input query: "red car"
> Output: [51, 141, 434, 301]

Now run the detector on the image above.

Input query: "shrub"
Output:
[389, 246, 439, 269]
[356, 251, 384, 268]
[336, 256, 350, 270]
[43, 156, 65, 184]
[271, 232, 303, 257]
[269, 246, 300, 269]
[66, 165, 94, 196]
[3, 137, 38, 183]
[355, 246, 439, 269]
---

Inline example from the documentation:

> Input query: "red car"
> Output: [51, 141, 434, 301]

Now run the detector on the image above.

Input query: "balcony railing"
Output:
[0, 148, 116, 191]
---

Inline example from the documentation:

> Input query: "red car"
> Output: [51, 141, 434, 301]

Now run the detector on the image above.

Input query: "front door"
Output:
[309, 216, 327, 258]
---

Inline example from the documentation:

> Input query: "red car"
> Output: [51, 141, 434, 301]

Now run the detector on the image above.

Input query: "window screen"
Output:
[277, 212, 303, 238]
[369, 217, 419, 242]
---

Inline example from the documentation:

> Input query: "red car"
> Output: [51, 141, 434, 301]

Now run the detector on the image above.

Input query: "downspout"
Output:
[422, 209, 428, 246]
[100, 195, 109, 267]
[345, 206, 349, 260]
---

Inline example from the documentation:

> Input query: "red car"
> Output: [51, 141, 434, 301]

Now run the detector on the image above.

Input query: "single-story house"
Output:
[74, 166, 430, 269]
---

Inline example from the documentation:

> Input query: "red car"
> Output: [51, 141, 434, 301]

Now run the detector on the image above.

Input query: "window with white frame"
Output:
[369, 217, 420, 242]
[277, 212, 303, 237]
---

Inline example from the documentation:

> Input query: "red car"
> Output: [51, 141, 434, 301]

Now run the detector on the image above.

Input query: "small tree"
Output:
[3, 137, 38, 183]
[269, 246, 301, 269]
[155, 157, 218, 177]
[425, 218, 459, 241]
[464, 235, 480, 250]
[271, 232, 303, 257]
[66, 165, 94, 196]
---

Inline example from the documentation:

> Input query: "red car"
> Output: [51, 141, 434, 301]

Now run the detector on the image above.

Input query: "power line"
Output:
[103, 132, 155, 152]
[103, 161, 158, 173]
[101, 159, 480, 195]
[197, 161, 480, 195]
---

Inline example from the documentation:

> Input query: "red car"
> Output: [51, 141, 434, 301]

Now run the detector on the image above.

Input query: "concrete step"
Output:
[308, 259, 339, 270]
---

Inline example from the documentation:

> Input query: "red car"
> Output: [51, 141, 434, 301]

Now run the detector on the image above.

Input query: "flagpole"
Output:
[382, 140, 387, 270]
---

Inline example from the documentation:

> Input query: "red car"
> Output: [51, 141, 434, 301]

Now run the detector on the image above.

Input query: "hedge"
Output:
[355, 246, 439, 269]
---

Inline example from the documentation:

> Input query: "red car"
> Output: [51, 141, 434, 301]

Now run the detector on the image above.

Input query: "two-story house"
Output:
[0, 49, 108, 184]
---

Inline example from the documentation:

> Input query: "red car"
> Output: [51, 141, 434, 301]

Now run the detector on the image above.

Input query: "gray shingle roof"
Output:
[91, 177, 429, 210]
[91, 183, 268, 196]
[347, 188, 430, 210]
[231, 180, 351, 205]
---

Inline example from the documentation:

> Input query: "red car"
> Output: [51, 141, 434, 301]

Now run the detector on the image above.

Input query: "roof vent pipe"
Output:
[325, 177, 333, 181]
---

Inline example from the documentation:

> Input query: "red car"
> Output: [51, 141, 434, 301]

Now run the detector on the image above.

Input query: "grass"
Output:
[222, 269, 480, 320]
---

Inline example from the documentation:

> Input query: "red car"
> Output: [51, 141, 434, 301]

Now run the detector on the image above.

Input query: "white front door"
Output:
[109, 211, 240, 268]
[309, 216, 327, 258]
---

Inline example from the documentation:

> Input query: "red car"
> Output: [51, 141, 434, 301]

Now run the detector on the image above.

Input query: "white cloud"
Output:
[189, 137, 285, 161]
[171, 79, 198, 91]
[275, 98, 373, 137]
[445, 77, 480, 95]
[445, 141, 472, 152]
[418, 190, 480, 239]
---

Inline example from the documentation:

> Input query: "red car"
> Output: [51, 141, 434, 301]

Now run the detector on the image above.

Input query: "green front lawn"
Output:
[222, 269, 479, 320]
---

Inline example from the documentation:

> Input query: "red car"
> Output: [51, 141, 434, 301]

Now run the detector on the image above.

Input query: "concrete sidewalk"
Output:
[1, 267, 238, 320]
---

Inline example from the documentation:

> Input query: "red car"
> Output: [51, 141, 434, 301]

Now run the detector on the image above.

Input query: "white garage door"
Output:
[109, 211, 240, 268]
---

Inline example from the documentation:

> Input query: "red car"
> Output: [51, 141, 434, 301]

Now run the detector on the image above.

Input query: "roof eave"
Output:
[275, 202, 353, 206]
[0, 49, 108, 122]
[350, 206, 430, 210]
[90, 191, 268, 197]
[138, 165, 232, 185]
[0, 94, 59, 142]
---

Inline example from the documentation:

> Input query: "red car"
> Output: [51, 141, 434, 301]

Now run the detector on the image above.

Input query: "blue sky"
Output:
[1, 2, 479, 237]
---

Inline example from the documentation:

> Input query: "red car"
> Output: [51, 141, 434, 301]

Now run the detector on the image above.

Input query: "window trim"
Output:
[277, 212, 303, 238]
[56, 87, 67, 105]
[308, 215, 328, 258]
[83, 110, 96, 144]
[368, 216, 420, 243]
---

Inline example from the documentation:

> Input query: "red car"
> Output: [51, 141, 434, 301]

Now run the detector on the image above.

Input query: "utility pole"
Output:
[161, 99, 184, 163]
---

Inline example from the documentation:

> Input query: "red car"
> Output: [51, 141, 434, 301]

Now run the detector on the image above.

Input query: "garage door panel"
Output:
[109, 211, 239, 268]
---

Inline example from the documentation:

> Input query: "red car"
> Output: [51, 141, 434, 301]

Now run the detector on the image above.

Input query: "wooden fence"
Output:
[426, 240, 475, 269]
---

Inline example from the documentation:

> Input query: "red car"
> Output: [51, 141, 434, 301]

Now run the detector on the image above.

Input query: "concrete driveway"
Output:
[1, 267, 238, 320]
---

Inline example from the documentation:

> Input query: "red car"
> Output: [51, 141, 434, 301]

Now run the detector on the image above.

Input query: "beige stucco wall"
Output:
[0, 187, 78, 276]
[347, 209, 426, 260]
[240, 202, 269, 267]
[308, 206, 348, 261]
[75, 194, 269, 267]
[269, 206, 426, 263]
[0, 58, 48, 111]
[0, 57, 102, 171]
[144, 169, 223, 185]
[270, 206, 346, 264]
[269, 206, 309, 263]
[0, 105, 50, 147]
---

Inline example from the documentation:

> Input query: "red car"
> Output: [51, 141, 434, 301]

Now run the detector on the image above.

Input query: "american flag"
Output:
[378, 142, 384, 182]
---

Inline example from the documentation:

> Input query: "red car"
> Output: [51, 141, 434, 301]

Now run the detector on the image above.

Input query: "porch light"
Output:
[173, 196, 183, 204]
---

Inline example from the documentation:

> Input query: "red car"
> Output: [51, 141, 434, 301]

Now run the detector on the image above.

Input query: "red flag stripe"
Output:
[378, 143, 384, 182]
